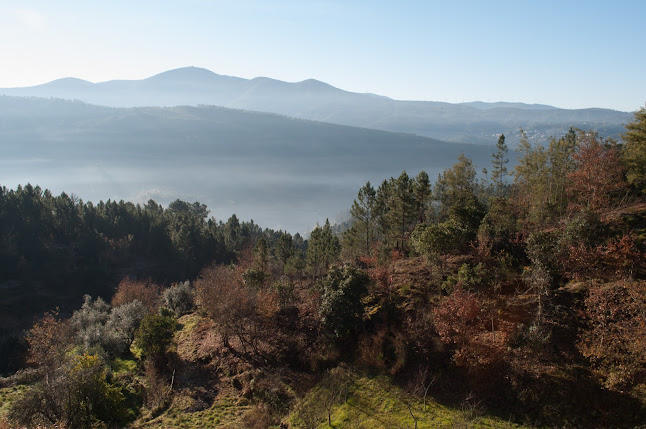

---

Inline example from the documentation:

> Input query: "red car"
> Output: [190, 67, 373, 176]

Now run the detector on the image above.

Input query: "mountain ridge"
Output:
[1, 67, 632, 145]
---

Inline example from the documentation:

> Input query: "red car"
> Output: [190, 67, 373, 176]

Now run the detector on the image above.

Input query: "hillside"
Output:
[0, 67, 632, 145]
[1, 96, 644, 429]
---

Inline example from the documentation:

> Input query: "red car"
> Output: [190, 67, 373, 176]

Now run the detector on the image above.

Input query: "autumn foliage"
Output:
[566, 132, 628, 213]
[578, 280, 646, 389]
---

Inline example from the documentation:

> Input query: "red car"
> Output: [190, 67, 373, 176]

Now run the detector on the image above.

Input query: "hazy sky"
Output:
[1, 0, 644, 111]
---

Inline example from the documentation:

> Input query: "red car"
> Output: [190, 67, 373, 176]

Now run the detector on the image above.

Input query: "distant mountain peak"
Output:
[146, 66, 220, 81]
[37, 77, 94, 89]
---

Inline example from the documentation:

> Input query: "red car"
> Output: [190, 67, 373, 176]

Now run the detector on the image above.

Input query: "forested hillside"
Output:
[0, 108, 645, 428]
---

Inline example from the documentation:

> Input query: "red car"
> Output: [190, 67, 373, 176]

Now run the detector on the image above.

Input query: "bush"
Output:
[72, 295, 147, 357]
[320, 266, 371, 342]
[578, 280, 646, 390]
[9, 353, 130, 428]
[162, 280, 195, 316]
[112, 278, 161, 314]
[135, 312, 177, 363]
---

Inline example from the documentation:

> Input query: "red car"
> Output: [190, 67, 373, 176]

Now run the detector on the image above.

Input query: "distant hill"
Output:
[0, 96, 493, 233]
[0, 67, 632, 145]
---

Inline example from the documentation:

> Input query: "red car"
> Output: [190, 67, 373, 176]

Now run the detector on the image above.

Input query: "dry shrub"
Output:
[196, 264, 258, 353]
[578, 280, 646, 390]
[433, 288, 505, 371]
[143, 361, 172, 414]
[242, 405, 271, 429]
[25, 310, 72, 371]
[111, 278, 161, 313]
[357, 328, 408, 374]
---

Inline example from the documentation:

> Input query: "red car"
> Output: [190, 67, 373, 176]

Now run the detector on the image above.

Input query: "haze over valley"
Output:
[0, 94, 495, 232]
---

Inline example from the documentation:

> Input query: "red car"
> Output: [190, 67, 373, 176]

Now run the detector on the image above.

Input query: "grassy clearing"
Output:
[133, 393, 251, 428]
[288, 373, 523, 429]
[0, 385, 26, 420]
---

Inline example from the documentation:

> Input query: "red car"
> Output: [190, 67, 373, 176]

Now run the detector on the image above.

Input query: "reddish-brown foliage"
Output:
[578, 280, 646, 389]
[111, 278, 161, 313]
[433, 288, 504, 369]
[563, 233, 643, 281]
[566, 133, 628, 213]
[25, 310, 71, 370]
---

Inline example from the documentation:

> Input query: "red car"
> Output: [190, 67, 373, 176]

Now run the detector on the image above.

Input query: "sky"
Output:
[0, 0, 644, 112]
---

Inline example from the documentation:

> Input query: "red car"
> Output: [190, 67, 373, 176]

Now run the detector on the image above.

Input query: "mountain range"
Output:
[0, 67, 633, 145]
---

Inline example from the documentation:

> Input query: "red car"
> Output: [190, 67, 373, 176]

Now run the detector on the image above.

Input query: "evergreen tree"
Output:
[546, 128, 577, 217]
[385, 171, 416, 252]
[491, 134, 509, 196]
[622, 106, 646, 193]
[307, 219, 340, 278]
[275, 231, 295, 270]
[434, 153, 479, 220]
[348, 181, 377, 255]
[413, 171, 432, 224]
[514, 130, 550, 225]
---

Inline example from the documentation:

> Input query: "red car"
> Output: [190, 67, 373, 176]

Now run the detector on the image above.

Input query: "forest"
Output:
[0, 106, 645, 428]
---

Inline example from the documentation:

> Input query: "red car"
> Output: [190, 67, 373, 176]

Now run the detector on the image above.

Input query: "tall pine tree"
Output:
[491, 134, 509, 196]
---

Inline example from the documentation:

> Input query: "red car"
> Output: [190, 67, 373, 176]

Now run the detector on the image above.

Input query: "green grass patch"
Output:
[0, 384, 27, 419]
[133, 393, 251, 428]
[288, 370, 523, 429]
[111, 356, 138, 375]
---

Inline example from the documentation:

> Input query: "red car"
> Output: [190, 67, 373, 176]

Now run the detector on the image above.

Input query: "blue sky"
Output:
[1, 0, 644, 111]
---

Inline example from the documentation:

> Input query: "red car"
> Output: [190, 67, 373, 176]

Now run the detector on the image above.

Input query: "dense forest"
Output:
[1, 107, 645, 428]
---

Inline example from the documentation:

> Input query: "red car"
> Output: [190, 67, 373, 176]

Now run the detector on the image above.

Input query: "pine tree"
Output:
[385, 171, 416, 252]
[307, 219, 340, 278]
[275, 231, 295, 270]
[413, 171, 432, 224]
[622, 106, 646, 193]
[491, 134, 509, 196]
[348, 181, 377, 255]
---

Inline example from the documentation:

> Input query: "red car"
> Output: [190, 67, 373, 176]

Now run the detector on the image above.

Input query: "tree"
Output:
[491, 134, 509, 196]
[346, 181, 378, 256]
[111, 278, 161, 314]
[275, 231, 295, 271]
[566, 132, 627, 213]
[546, 128, 577, 217]
[513, 130, 550, 224]
[162, 280, 195, 316]
[135, 312, 177, 363]
[9, 353, 129, 428]
[434, 153, 479, 220]
[25, 310, 72, 373]
[320, 266, 371, 342]
[385, 171, 417, 252]
[243, 236, 271, 288]
[307, 219, 340, 278]
[413, 171, 432, 224]
[622, 105, 646, 193]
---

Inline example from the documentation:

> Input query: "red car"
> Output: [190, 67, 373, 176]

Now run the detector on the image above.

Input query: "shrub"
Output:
[112, 278, 161, 314]
[578, 280, 646, 390]
[72, 295, 147, 357]
[135, 312, 177, 363]
[320, 266, 370, 343]
[9, 353, 129, 428]
[162, 280, 195, 316]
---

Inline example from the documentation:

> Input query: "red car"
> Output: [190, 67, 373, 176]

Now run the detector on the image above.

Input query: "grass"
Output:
[111, 356, 139, 375]
[133, 393, 251, 428]
[0, 385, 27, 420]
[288, 372, 523, 429]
